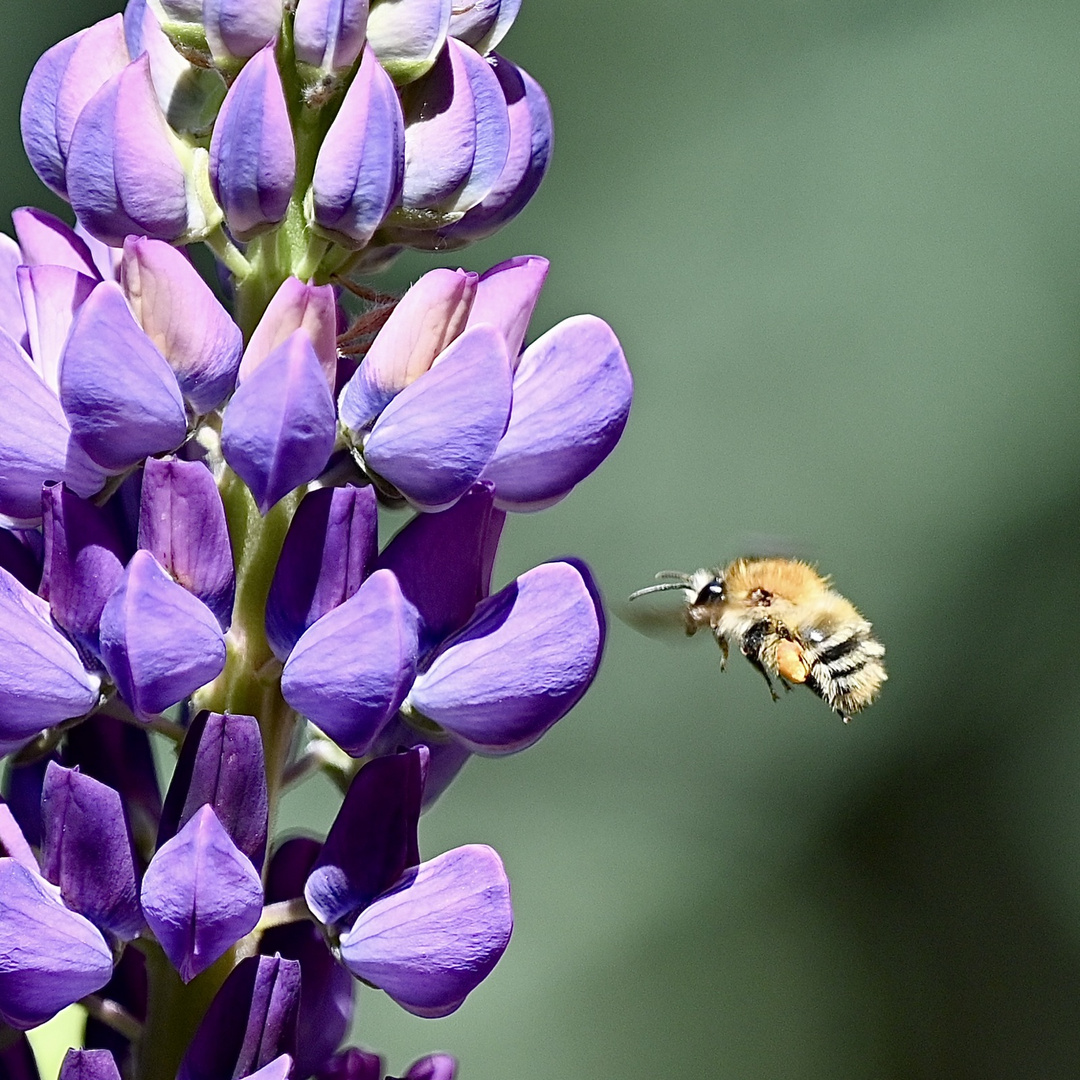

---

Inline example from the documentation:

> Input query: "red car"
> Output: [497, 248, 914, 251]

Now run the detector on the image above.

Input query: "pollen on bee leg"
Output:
[775, 640, 810, 684]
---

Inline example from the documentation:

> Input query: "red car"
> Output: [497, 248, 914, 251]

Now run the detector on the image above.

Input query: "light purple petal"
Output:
[338, 267, 476, 432]
[407, 560, 604, 754]
[59, 1048, 122, 1080]
[121, 238, 242, 412]
[311, 44, 404, 248]
[221, 329, 337, 514]
[281, 569, 419, 756]
[209, 42, 295, 241]
[0, 233, 27, 348]
[158, 711, 268, 871]
[365, 0, 450, 82]
[240, 278, 338, 388]
[138, 457, 235, 629]
[11, 208, 100, 278]
[404, 1054, 457, 1080]
[464, 255, 547, 364]
[338, 844, 512, 1018]
[0, 566, 100, 752]
[142, 805, 263, 983]
[204, 0, 285, 63]
[304, 746, 426, 926]
[99, 550, 227, 718]
[362, 323, 511, 511]
[0, 800, 38, 873]
[20, 17, 131, 199]
[0, 857, 113, 1030]
[265, 484, 378, 661]
[294, 0, 369, 71]
[41, 482, 128, 653]
[41, 763, 142, 940]
[0, 329, 107, 521]
[66, 56, 200, 247]
[59, 281, 188, 471]
[18, 264, 98, 395]
[483, 315, 632, 511]
[243, 1056, 293, 1080]
[448, 0, 519, 53]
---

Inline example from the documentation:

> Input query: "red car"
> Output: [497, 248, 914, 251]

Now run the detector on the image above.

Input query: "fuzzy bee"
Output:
[629, 557, 886, 721]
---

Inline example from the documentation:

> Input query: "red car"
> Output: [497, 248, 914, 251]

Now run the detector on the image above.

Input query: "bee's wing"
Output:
[615, 597, 690, 641]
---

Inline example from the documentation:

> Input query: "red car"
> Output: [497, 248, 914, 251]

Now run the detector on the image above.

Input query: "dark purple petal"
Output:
[407, 560, 604, 754]
[365, 0, 449, 82]
[41, 764, 141, 941]
[19, 17, 131, 199]
[99, 550, 227, 718]
[338, 844, 512, 1018]
[465, 254, 547, 363]
[221, 329, 337, 514]
[0, 858, 113, 1030]
[121, 239, 242, 413]
[138, 457, 235, 629]
[400, 1054, 456, 1080]
[0, 1034, 43, 1080]
[483, 315, 632, 511]
[0, 567, 100, 753]
[448, 0, 519, 52]
[311, 44, 403, 248]
[0, 329, 107, 522]
[362, 324, 511, 512]
[3, 757, 51, 852]
[41, 483, 128, 653]
[369, 719, 471, 810]
[305, 747, 426, 926]
[432, 58, 551, 247]
[209, 42, 295, 241]
[63, 714, 162, 860]
[0, 527, 44, 593]
[67, 56, 212, 247]
[265, 485, 377, 661]
[338, 268, 476, 433]
[158, 712, 268, 870]
[59, 1049, 121, 1080]
[60, 281, 188, 471]
[376, 481, 503, 652]
[204, 0, 284, 63]
[261, 839, 353, 1076]
[178, 954, 300, 1080]
[240, 278, 338, 389]
[317, 1048, 382, 1080]
[294, 0, 368, 71]
[11, 208, 100, 278]
[142, 805, 263, 983]
[281, 570, 420, 756]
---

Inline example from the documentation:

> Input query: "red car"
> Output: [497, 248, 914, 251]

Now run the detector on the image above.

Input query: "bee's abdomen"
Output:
[802, 625, 886, 716]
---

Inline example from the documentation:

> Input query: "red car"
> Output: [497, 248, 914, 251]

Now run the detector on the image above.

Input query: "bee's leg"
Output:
[741, 620, 780, 702]
[714, 631, 729, 672]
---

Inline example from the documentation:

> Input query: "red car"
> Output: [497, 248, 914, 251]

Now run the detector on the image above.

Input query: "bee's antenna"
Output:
[628, 580, 690, 601]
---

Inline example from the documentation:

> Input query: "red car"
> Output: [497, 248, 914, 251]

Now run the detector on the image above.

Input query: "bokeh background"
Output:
[5, 1, 1080, 1077]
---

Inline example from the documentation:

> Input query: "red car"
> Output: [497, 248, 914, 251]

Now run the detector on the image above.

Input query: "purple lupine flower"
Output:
[209, 42, 296, 241]
[448, 0, 520, 54]
[142, 804, 263, 982]
[294, 0, 370, 76]
[59, 1047, 122, 1080]
[0, 857, 114, 1029]
[11, 207, 102, 278]
[203, 0, 286, 66]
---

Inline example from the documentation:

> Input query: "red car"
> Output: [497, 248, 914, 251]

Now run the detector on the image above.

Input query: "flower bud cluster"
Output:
[1, 0, 628, 1076]
[21, 0, 550, 265]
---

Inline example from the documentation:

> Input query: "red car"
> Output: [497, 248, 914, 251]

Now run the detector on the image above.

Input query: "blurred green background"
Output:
[6, 0, 1080, 1076]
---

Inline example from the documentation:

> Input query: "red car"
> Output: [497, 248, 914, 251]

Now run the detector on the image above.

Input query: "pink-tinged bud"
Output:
[366, 0, 451, 84]
[241, 277, 338, 386]
[294, 0, 370, 74]
[20, 16, 130, 199]
[124, 0, 227, 137]
[339, 267, 476, 430]
[204, 0, 286, 65]
[18, 265, 97, 395]
[209, 42, 296, 241]
[397, 38, 509, 222]
[448, 0, 521, 55]
[121, 238, 242, 413]
[310, 45, 405, 249]
[465, 254, 548, 363]
[66, 56, 222, 247]
[11, 208, 100, 279]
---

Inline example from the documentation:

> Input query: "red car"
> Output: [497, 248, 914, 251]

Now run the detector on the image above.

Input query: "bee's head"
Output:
[692, 577, 726, 606]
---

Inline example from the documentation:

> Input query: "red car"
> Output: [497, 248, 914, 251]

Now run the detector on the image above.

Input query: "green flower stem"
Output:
[134, 943, 235, 1080]
[192, 467, 301, 832]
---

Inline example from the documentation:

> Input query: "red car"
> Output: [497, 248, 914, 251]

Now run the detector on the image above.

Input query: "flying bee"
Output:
[629, 557, 886, 721]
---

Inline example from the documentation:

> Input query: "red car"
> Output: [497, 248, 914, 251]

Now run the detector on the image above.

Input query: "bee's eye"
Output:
[694, 580, 725, 605]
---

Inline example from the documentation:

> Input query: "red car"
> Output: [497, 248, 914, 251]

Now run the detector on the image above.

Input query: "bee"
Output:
[629, 557, 886, 721]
